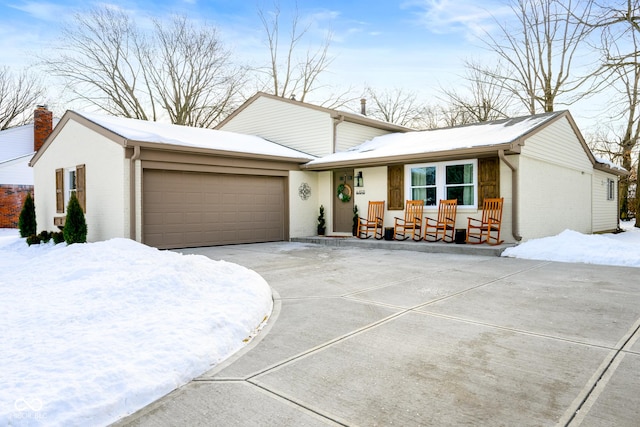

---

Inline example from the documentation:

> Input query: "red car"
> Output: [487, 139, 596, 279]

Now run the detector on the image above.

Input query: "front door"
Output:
[333, 169, 354, 233]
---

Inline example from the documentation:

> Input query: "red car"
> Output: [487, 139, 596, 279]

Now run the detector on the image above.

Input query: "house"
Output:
[30, 95, 626, 249]
[0, 106, 55, 228]
[219, 98, 627, 243]
[30, 110, 314, 249]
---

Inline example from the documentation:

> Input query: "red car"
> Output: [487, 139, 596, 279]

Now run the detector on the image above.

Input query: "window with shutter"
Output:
[76, 164, 86, 212]
[55, 168, 64, 213]
[387, 165, 404, 210]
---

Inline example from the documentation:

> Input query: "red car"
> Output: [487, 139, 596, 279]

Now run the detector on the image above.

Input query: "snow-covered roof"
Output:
[305, 111, 563, 168]
[75, 111, 316, 161]
[594, 155, 628, 173]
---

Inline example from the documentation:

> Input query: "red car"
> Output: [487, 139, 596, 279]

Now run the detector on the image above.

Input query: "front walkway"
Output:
[116, 242, 640, 426]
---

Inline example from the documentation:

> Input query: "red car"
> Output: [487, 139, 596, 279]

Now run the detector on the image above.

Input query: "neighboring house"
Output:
[30, 111, 314, 249]
[0, 106, 54, 228]
[30, 97, 627, 249]
[300, 110, 628, 242]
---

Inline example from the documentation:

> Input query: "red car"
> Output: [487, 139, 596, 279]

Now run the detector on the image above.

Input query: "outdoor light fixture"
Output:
[355, 171, 364, 187]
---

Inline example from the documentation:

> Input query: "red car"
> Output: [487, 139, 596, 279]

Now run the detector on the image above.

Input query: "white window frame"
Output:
[406, 159, 478, 209]
[607, 178, 615, 201]
[64, 167, 77, 207]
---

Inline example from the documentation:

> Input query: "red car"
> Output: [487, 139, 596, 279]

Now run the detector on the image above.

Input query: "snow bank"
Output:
[0, 232, 272, 426]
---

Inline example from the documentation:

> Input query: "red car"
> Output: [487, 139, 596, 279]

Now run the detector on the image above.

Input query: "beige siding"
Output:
[336, 122, 391, 152]
[218, 96, 333, 157]
[33, 119, 128, 242]
[592, 170, 619, 232]
[518, 156, 592, 239]
[289, 170, 320, 237]
[521, 117, 593, 172]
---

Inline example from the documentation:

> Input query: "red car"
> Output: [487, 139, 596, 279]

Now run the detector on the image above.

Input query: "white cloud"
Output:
[7, 1, 69, 22]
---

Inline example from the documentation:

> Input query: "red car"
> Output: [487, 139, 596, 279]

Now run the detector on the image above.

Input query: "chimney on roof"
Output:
[33, 105, 53, 152]
[360, 98, 366, 116]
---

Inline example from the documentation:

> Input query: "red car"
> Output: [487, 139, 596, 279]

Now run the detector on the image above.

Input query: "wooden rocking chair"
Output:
[424, 199, 458, 243]
[394, 200, 424, 241]
[466, 197, 504, 245]
[358, 201, 385, 239]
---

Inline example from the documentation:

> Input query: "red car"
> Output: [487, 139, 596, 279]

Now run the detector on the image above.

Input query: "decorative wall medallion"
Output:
[298, 182, 311, 200]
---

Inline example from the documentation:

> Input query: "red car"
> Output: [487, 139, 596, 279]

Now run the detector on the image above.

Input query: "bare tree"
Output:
[440, 60, 517, 122]
[42, 7, 243, 126]
[0, 67, 46, 130]
[588, 0, 640, 225]
[363, 87, 430, 128]
[474, 0, 597, 114]
[257, 2, 334, 102]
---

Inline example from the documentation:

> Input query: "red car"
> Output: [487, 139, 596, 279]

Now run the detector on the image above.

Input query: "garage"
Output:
[143, 169, 286, 249]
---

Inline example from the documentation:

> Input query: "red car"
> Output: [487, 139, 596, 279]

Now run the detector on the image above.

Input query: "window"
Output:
[55, 164, 86, 213]
[408, 160, 477, 208]
[607, 178, 615, 201]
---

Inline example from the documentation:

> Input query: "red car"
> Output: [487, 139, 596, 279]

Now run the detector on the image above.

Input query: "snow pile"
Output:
[502, 221, 640, 267]
[0, 233, 272, 426]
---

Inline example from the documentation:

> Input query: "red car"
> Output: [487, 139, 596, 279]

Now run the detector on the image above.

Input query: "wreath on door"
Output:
[337, 183, 352, 203]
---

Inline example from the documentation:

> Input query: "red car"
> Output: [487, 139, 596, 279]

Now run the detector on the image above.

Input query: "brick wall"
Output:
[0, 185, 33, 228]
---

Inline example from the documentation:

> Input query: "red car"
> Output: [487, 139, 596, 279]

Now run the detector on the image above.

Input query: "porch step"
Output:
[290, 236, 515, 257]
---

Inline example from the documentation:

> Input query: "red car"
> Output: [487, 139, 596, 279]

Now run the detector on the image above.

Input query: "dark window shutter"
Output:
[478, 157, 500, 207]
[387, 165, 404, 210]
[76, 164, 86, 213]
[55, 168, 64, 213]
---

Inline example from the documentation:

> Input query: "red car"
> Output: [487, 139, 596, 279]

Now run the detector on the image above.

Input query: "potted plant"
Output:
[317, 205, 326, 235]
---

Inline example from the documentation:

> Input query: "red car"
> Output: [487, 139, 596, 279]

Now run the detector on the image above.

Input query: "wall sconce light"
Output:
[355, 171, 364, 187]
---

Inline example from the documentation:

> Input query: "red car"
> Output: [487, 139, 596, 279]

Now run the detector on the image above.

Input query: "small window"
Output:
[410, 166, 437, 206]
[68, 169, 77, 200]
[607, 178, 615, 201]
[445, 164, 474, 206]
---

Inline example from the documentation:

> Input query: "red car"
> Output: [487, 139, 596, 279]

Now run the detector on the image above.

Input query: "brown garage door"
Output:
[143, 170, 286, 249]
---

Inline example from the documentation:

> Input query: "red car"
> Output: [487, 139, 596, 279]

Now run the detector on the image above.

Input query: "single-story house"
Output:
[30, 95, 627, 249]
[0, 106, 55, 228]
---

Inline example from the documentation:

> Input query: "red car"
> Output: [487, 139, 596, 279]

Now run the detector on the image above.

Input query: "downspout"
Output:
[130, 145, 141, 241]
[332, 115, 344, 154]
[498, 149, 522, 242]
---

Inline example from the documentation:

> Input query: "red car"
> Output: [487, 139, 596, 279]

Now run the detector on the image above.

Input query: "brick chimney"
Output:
[360, 98, 367, 116]
[33, 105, 53, 152]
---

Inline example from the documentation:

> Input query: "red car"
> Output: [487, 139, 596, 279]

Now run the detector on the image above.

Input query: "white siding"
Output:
[521, 117, 593, 172]
[592, 170, 619, 232]
[336, 122, 391, 152]
[0, 155, 33, 185]
[219, 96, 333, 157]
[517, 117, 595, 239]
[518, 156, 592, 239]
[33, 119, 129, 242]
[289, 170, 320, 238]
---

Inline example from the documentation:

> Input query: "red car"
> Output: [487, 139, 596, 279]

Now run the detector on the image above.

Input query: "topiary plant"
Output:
[18, 192, 37, 238]
[317, 205, 326, 235]
[63, 192, 87, 244]
[352, 205, 359, 236]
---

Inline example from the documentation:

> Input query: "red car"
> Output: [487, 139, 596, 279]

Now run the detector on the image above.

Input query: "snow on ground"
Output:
[0, 231, 272, 427]
[502, 220, 640, 267]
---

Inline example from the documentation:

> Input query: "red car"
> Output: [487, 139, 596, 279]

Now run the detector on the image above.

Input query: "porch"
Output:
[290, 235, 515, 257]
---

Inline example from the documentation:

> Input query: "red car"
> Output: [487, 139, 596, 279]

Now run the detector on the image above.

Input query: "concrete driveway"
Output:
[116, 242, 640, 426]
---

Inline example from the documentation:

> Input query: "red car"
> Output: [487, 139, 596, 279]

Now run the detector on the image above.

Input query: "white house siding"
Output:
[33, 119, 129, 242]
[0, 155, 33, 185]
[218, 96, 332, 157]
[335, 122, 391, 152]
[352, 166, 387, 225]
[289, 170, 320, 237]
[517, 117, 594, 240]
[592, 169, 619, 232]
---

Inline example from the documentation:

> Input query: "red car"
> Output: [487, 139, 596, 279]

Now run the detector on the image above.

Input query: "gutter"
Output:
[129, 144, 141, 241]
[332, 114, 344, 154]
[498, 149, 522, 242]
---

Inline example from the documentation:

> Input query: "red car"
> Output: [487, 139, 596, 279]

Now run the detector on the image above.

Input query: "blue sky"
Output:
[0, 0, 606, 130]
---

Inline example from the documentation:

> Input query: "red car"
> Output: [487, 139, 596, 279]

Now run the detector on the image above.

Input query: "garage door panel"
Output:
[144, 170, 286, 249]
